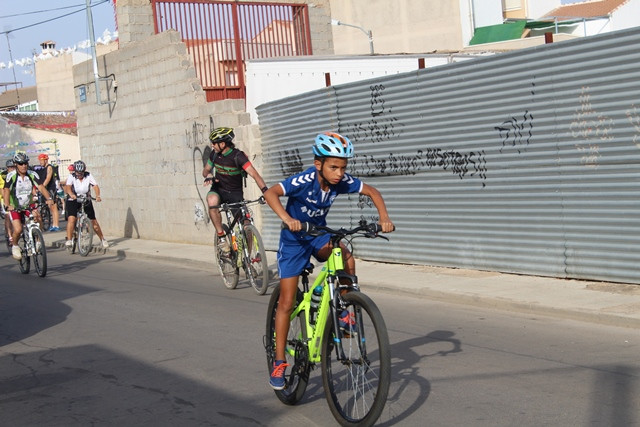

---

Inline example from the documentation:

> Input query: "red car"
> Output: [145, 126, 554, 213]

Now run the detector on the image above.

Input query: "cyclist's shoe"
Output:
[251, 253, 262, 264]
[11, 245, 21, 260]
[65, 239, 73, 248]
[269, 360, 289, 390]
[101, 239, 109, 249]
[339, 309, 358, 336]
[217, 235, 230, 255]
[48, 226, 60, 232]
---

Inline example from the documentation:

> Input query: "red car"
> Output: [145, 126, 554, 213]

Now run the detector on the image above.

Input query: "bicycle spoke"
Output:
[322, 292, 390, 426]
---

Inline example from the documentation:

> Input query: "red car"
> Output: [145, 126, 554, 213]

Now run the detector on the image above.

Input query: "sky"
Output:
[0, 0, 117, 90]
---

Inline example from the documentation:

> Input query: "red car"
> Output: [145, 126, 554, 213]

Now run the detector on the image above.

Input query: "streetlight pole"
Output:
[331, 19, 374, 55]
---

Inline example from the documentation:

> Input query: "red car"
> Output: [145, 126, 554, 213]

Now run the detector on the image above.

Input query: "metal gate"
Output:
[151, 0, 312, 101]
[257, 26, 640, 285]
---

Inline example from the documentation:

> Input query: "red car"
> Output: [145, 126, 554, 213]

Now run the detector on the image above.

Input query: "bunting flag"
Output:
[0, 29, 118, 71]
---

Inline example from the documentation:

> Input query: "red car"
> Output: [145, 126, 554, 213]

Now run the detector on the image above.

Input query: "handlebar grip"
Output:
[281, 221, 314, 233]
[372, 224, 396, 233]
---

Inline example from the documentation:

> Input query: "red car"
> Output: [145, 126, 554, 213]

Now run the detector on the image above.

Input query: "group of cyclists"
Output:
[1, 153, 108, 261]
[4, 126, 394, 392]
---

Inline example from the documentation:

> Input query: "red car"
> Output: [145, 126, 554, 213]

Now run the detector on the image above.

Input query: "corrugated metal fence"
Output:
[257, 27, 640, 285]
[152, 0, 312, 101]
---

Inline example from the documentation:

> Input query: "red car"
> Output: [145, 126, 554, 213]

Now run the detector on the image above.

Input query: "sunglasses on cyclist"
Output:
[15, 161, 28, 166]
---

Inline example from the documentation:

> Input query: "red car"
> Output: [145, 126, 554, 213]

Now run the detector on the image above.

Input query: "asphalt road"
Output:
[1, 245, 638, 426]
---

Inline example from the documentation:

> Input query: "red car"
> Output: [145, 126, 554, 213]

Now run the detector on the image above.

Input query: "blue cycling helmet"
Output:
[312, 132, 354, 158]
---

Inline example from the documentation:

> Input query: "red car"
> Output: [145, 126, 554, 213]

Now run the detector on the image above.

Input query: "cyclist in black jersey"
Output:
[37, 153, 61, 231]
[202, 127, 269, 252]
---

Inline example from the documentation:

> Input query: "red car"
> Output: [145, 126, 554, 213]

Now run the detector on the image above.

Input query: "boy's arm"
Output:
[360, 183, 394, 233]
[264, 184, 302, 232]
[245, 165, 268, 193]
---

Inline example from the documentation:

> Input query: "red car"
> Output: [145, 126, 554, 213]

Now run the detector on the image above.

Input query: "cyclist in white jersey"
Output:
[2, 153, 54, 260]
[263, 132, 394, 390]
[63, 160, 109, 249]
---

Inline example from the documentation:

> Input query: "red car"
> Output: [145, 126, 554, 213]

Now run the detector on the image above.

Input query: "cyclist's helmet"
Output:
[13, 152, 29, 164]
[209, 127, 234, 144]
[312, 132, 354, 158]
[73, 160, 86, 173]
[5, 159, 14, 168]
[38, 153, 49, 160]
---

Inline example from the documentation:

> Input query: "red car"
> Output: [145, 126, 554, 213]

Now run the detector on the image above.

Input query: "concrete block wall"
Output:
[74, 30, 263, 245]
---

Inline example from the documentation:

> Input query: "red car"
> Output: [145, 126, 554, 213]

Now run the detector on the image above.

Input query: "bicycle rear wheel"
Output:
[31, 228, 47, 277]
[214, 228, 239, 289]
[265, 285, 309, 405]
[40, 204, 52, 231]
[77, 215, 93, 256]
[17, 235, 30, 274]
[242, 224, 269, 295]
[321, 291, 391, 427]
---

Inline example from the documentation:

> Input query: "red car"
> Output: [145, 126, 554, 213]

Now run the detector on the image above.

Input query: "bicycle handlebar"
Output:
[281, 220, 394, 238]
[209, 197, 265, 210]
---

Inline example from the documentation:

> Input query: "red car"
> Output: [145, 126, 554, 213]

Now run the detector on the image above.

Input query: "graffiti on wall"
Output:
[343, 84, 404, 144]
[350, 148, 487, 187]
[275, 147, 304, 176]
[626, 104, 640, 148]
[495, 110, 533, 154]
[569, 86, 612, 168]
[188, 116, 215, 227]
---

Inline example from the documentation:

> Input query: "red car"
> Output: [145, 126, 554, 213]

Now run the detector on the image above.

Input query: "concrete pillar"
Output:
[117, 0, 155, 45]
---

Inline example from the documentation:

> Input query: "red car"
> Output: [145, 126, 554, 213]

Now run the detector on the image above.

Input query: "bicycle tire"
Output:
[242, 224, 270, 295]
[214, 228, 239, 289]
[17, 235, 30, 274]
[265, 284, 309, 405]
[321, 291, 391, 427]
[40, 204, 52, 231]
[77, 215, 93, 256]
[31, 228, 47, 277]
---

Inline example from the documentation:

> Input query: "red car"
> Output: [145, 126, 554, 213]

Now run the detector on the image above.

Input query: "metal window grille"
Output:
[151, 0, 312, 101]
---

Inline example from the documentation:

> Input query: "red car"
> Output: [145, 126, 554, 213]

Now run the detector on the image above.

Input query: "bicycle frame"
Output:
[289, 236, 358, 364]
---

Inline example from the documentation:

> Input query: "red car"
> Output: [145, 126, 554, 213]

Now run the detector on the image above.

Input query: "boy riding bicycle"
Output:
[263, 131, 394, 390]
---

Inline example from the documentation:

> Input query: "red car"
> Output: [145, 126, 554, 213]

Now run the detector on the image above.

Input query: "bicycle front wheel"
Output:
[17, 235, 30, 274]
[242, 224, 269, 295]
[31, 228, 47, 277]
[77, 215, 93, 256]
[214, 230, 239, 289]
[321, 291, 391, 427]
[265, 284, 309, 405]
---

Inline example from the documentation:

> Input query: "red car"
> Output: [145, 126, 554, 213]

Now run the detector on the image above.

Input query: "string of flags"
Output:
[0, 28, 118, 71]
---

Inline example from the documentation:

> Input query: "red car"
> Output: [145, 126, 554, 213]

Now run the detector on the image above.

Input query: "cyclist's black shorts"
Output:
[66, 199, 96, 220]
[209, 187, 243, 222]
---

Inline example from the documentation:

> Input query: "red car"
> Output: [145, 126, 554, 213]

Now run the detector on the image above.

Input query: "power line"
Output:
[0, 0, 109, 35]
[0, 4, 87, 19]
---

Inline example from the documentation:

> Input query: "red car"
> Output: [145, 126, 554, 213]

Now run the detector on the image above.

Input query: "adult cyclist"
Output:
[36, 153, 61, 231]
[1, 159, 16, 243]
[64, 160, 109, 249]
[201, 127, 268, 253]
[2, 153, 54, 260]
[263, 132, 394, 389]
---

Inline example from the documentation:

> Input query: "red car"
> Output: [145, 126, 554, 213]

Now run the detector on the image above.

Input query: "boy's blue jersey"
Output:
[279, 166, 362, 230]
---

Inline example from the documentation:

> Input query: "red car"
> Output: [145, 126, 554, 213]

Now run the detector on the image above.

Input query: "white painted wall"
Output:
[246, 54, 484, 123]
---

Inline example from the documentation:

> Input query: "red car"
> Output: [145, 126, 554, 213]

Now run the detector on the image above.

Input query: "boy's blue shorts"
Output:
[277, 231, 331, 279]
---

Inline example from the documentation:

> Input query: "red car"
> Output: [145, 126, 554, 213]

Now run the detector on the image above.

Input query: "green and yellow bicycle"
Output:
[264, 220, 391, 427]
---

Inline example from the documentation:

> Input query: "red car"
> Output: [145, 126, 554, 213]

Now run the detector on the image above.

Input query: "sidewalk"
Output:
[47, 230, 640, 329]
